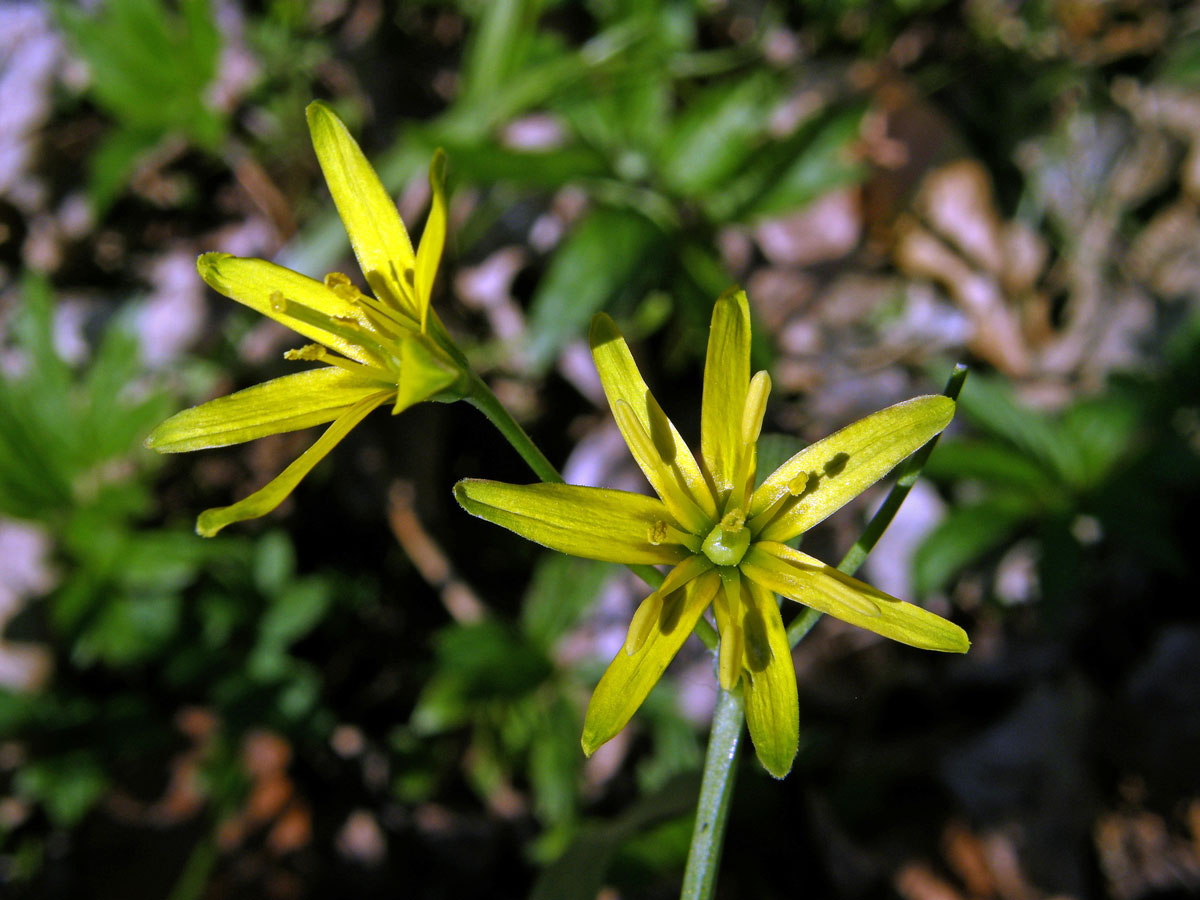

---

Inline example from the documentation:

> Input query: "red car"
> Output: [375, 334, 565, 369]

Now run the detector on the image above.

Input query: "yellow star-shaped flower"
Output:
[148, 102, 465, 536]
[456, 289, 968, 777]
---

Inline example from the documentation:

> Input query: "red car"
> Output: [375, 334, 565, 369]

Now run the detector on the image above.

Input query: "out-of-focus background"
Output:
[2, 1, 1199, 897]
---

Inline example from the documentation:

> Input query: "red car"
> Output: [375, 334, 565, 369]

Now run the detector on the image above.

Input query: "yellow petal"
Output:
[147, 367, 391, 452]
[195, 390, 391, 536]
[741, 580, 799, 779]
[701, 288, 750, 500]
[453, 480, 692, 566]
[749, 395, 955, 542]
[306, 101, 416, 316]
[197, 253, 372, 364]
[589, 313, 718, 522]
[742, 542, 970, 652]
[414, 150, 447, 332]
[582, 572, 719, 755]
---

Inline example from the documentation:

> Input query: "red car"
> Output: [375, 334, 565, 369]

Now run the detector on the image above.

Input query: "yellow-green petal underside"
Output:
[749, 395, 955, 543]
[742, 542, 970, 652]
[196, 390, 391, 537]
[197, 253, 372, 364]
[583, 572, 719, 755]
[700, 288, 750, 499]
[147, 367, 392, 452]
[589, 314, 718, 522]
[741, 580, 799, 779]
[453, 480, 691, 566]
[306, 101, 416, 317]
[414, 150, 447, 331]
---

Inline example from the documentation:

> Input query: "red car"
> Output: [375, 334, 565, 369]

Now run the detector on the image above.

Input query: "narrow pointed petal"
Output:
[701, 288, 750, 498]
[147, 367, 391, 452]
[589, 313, 717, 521]
[195, 391, 391, 537]
[742, 542, 970, 652]
[454, 480, 691, 566]
[741, 580, 799, 779]
[414, 150, 447, 332]
[197, 253, 373, 364]
[306, 101, 416, 316]
[583, 573, 719, 755]
[749, 396, 955, 542]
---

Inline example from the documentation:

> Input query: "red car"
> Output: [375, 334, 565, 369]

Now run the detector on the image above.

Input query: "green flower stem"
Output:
[680, 686, 744, 900]
[788, 363, 968, 646]
[464, 373, 718, 649]
[684, 364, 968, 900]
[465, 373, 564, 485]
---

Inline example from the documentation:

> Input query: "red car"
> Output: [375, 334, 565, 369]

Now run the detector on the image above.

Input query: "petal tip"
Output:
[195, 511, 223, 538]
[587, 312, 621, 350]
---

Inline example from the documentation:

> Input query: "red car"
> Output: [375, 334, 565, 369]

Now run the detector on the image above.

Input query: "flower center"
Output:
[701, 511, 751, 566]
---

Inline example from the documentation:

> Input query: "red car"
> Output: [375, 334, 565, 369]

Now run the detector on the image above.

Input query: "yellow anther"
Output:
[740, 371, 771, 446]
[718, 622, 744, 690]
[269, 290, 287, 312]
[787, 472, 809, 496]
[624, 592, 664, 655]
[284, 344, 326, 361]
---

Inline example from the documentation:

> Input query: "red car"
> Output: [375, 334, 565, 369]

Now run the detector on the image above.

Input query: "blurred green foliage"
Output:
[0, 280, 358, 886]
[53, 0, 226, 212]
[918, 323, 1200, 607]
[285, 0, 866, 370]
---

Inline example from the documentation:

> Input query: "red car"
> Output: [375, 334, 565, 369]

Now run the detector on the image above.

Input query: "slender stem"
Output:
[788, 364, 968, 646]
[680, 687, 744, 900]
[463, 373, 719, 650]
[465, 373, 563, 485]
[683, 364, 969, 900]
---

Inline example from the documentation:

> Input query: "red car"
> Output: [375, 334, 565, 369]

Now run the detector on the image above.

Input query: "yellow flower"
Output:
[148, 102, 465, 536]
[455, 289, 968, 777]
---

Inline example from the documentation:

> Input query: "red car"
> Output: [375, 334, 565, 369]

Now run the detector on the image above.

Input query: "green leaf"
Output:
[924, 439, 1057, 495]
[957, 375, 1085, 486]
[913, 497, 1034, 595]
[459, 0, 544, 104]
[259, 580, 331, 649]
[14, 753, 108, 827]
[530, 776, 699, 900]
[726, 106, 868, 222]
[659, 72, 780, 196]
[520, 555, 615, 650]
[75, 593, 182, 666]
[524, 208, 662, 371]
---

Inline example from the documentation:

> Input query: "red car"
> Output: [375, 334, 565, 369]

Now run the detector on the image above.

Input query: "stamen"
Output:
[613, 400, 710, 535]
[648, 520, 701, 553]
[742, 605, 772, 672]
[713, 571, 744, 690]
[745, 471, 810, 535]
[624, 592, 663, 655]
[740, 371, 771, 446]
[284, 344, 325, 361]
[284, 344, 397, 384]
[271, 294, 399, 371]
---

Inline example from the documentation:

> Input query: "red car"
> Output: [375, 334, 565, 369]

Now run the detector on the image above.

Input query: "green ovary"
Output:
[701, 511, 751, 566]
